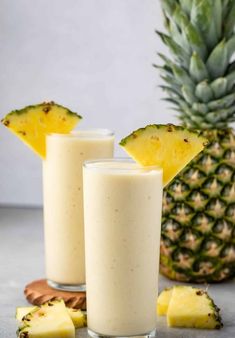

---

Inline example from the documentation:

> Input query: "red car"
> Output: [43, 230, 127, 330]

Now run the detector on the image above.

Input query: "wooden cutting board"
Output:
[24, 279, 86, 309]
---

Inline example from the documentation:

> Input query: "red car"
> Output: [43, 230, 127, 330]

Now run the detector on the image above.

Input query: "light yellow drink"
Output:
[83, 159, 163, 337]
[43, 130, 114, 291]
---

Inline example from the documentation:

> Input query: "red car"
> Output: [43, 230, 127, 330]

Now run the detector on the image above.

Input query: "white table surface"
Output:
[1, 206, 234, 338]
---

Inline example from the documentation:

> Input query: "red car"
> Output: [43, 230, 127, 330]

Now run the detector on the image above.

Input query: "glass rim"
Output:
[83, 158, 163, 172]
[46, 128, 114, 139]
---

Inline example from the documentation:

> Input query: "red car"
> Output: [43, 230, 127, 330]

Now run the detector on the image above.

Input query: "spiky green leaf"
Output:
[182, 85, 198, 105]
[195, 81, 214, 103]
[160, 0, 177, 17]
[225, 70, 235, 91]
[181, 20, 207, 60]
[222, 0, 231, 20]
[206, 111, 224, 124]
[206, 106, 235, 124]
[227, 35, 235, 60]
[160, 80, 182, 95]
[179, 0, 192, 15]
[160, 75, 182, 91]
[213, 0, 222, 40]
[160, 85, 183, 99]
[210, 78, 227, 99]
[153, 63, 173, 77]
[208, 93, 235, 110]
[175, 98, 193, 115]
[168, 20, 190, 53]
[158, 53, 174, 69]
[172, 4, 189, 29]
[191, 0, 218, 50]
[224, 1, 235, 38]
[189, 113, 205, 124]
[206, 40, 228, 79]
[192, 103, 209, 114]
[172, 65, 195, 88]
[157, 31, 190, 68]
[190, 52, 209, 83]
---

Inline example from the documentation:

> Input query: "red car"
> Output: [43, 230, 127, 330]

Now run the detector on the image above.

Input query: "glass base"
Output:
[88, 328, 156, 338]
[47, 279, 86, 292]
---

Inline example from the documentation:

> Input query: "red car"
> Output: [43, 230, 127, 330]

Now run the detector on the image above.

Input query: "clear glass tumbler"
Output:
[83, 159, 163, 337]
[43, 130, 114, 291]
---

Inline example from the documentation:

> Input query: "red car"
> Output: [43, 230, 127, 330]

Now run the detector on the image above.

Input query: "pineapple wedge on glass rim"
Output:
[120, 124, 207, 187]
[1, 101, 82, 158]
[156, 0, 235, 282]
[17, 299, 75, 338]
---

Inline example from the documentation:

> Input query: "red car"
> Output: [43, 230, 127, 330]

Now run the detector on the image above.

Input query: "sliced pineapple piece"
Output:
[1, 102, 82, 158]
[120, 124, 208, 186]
[17, 299, 75, 338]
[167, 286, 223, 329]
[16, 305, 86, 329]
[157, 287, 173, 316]
[68, 308, 87, 328]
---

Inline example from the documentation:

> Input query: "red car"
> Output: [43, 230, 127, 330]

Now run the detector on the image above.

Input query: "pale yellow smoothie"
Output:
[43, 130, 114, 290]
[83, 159, 163, 336]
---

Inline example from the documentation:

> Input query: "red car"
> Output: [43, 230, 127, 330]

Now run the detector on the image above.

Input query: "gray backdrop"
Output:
[0, 0, 176, 206]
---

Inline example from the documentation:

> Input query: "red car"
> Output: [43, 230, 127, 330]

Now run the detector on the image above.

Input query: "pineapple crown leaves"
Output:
[155, 0, 235, 129]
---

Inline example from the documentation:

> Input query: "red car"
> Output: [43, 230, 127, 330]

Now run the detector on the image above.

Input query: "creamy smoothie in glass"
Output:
[43, 130, 114, 291]
[83, 159, 163, 337]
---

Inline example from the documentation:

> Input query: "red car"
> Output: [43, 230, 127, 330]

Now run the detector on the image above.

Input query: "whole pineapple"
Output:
[157, 0, 235, 282]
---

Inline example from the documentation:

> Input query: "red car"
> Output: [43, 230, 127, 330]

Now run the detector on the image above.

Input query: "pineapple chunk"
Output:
[157, 287, 173, 316]
[167, 286, 223, 329]
[16, 305, 87, 329]
[68, 309, 87, 329]
[120, 124, 208, 186]
[1, 102, 82, 158]
[17, 300, 75, 338]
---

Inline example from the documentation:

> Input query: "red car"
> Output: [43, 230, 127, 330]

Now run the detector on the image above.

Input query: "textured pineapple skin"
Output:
[167, 286, 223, 330]
[157, 287, 173, 316]
[161, 129, 235, 282]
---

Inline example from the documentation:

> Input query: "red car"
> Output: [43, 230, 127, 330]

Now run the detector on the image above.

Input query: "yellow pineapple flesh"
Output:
[68, 308, 87, 328]
[157, 287, 173, 316]
[16, 305, 86, 329]
[167, 286, 223, 329]
[16, 306, 38, 321]
[17, 300, 75, 338]
[1, 102, 82, 158]
[120, 124, 207, 186]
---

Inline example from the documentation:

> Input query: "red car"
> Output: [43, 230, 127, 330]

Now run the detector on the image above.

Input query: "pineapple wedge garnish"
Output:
[120, 124, 208, 186]
[1, 102, 82, 158]
[17, 300, 75, 338]
[157, 287, 173, 316]
[157, 286, 223, 330]
[16, 305, 87, 329]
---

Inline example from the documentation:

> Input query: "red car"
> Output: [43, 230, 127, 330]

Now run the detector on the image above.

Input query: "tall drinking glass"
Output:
[83, 159, 163, 337]
[43, 130, 114, 291]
